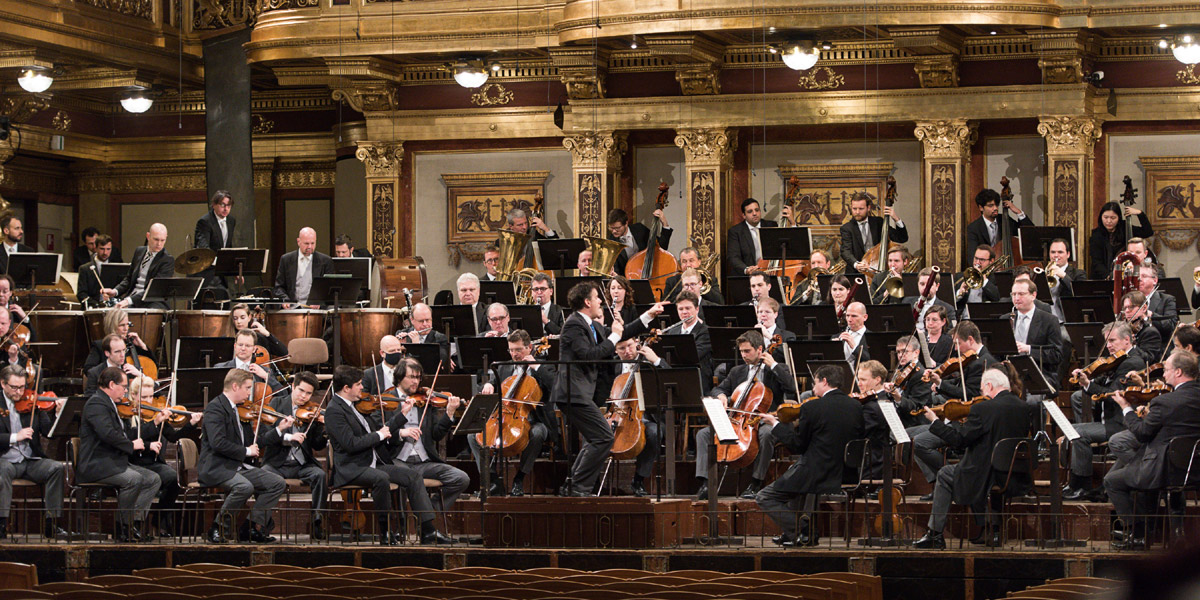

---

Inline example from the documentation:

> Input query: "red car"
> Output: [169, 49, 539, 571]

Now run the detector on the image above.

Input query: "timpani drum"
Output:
[338, 308, 403, 368]
[175, 310, 235, 338]
[84, 308, 166, 352]
[266, 309, 328, 366]
[29, 310, 87, 377]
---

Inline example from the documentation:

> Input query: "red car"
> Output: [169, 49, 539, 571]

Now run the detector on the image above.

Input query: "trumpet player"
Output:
[955, 245, 1000, 319]
[868, 247, 909, 304]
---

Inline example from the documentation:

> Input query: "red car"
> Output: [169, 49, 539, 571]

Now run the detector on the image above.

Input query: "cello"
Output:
[857, 177, 903, 276]
[991, 176, 1025, 267]
[476, 360, 542, 458]
[606, 332, 658, 460]
[716, 336, 782, 469]
[625, 182, 679, 301]
[761, 176, 810, 302]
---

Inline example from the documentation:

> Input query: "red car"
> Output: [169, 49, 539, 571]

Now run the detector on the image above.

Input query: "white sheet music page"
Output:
[1043, 400, 1081, 441]
[702, 397, 738, 443]
[876, 401, 911, 444]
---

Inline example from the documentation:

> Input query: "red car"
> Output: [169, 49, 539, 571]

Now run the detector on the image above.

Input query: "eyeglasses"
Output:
[483, 258, 498, 264]
[530, 286, 550, 292]
[488, 316, 508, 322]
[2, 381, 26, 390]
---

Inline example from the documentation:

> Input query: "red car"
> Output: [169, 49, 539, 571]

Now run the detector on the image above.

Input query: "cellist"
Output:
[470, 330, 559, 497]
[694, 330, 795, 501]
[608, 336, 666, 498]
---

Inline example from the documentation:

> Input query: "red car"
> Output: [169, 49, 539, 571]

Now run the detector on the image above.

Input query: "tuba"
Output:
[496, 229, 541, 304]
[582, 236, 624, 278]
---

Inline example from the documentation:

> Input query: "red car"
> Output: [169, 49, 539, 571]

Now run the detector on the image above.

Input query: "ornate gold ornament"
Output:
[577, 173, 602, 238]
[676, 64, 721, 95]
[370, 182, 396, 258]
[1051, 161, 1080, 227]
[673, 128, 736, 166]
[690, 171, 718, 258]
[914, 120, 977, 159]
[914, 56, 958, 88]
[442, 171, 550, 243]
[193, 0, 257, 30]
[251, 114, 274, 134]
[333, 84, 400, 113]
[78, 0, 152, 20]
[260, 0, 318, 14]
[550, 48, 609, 100]
[563, 132, 628, 170]
[1178, 65, 1200, 85]
[355, 142, 404, 178]
[1039, 57, 1084, 84]
[797, 66, 845, 91]
[470, 83, 515, 107]
[0, 97, 49, 124]
[1037, 116, 1102, 155]
[51, 111, 71, 132]
[447, 242, 490, 268]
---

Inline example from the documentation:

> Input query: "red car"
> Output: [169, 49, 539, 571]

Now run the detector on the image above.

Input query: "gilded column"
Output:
[355, 141, 404, 258]
[914, 120, 977, 270]
[674, 128, 737, 262]
[563, 132, 628, 238]
[1038, 116, 1103, 261]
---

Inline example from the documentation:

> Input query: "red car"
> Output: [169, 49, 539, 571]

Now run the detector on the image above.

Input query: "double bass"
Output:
[716, 336, 782, 468]
[857, 177, 903, 276]
[991, 176, 1025, 266]
[1112, 175, 1141, 313]
[625, 182, 678, 301]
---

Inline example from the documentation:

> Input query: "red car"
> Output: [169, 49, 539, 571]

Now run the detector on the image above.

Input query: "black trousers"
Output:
[343, 463, 434, 524]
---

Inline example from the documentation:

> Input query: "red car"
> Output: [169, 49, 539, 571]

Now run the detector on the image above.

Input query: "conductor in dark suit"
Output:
[197, 368, 287, 544]
[839, 192, 909, 270]
[1009, 279, 1063, 379]
[102, 223, 174, 310]
[256, 371, 328, 539]
[193, 190, 236, 287]
[964, 188, 1032, 270]
[551, 282, 623, 496]
[756, 364, 865, 546]
[0, 216, 34, 275]
[726, 198, 777, 276]
[914, 365, 1037, 549]
[76, 234, 116, 308]
[273, 227, 334, 307]
[77, 367, 162, 542]
[607, 208, 673, 277]
[1104, 350, 1200, 549]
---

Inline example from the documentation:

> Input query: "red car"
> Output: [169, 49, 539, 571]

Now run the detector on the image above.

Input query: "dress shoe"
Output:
[918, 493, 934, 502]
[631, 480, 648, 498]
[695, 482, 711, 501]
[740, 481, 762, 500]
[772, 532, 795, 546]
[206, 522, 228, 544]
[970, 530, 1001, 547]
[420, 530, 454, 545]
[0, 517, 8, 540]
[379, 531, 402, 546]
[509, 479, 525, 497]
[130, 521, 149, 543]
[1111, 536, 1147, 550]
[797, 531, 819, 547]
[913, 530, 946, 549]
[1062, 487, 1090, 501]
[158, 514, 175, 539]
[248, 524, 277, 544]
[564, 487, 591, 498]
[487, 479, 505, 498]
[311, 518, 327, 541]
[43, 518, 70, 540]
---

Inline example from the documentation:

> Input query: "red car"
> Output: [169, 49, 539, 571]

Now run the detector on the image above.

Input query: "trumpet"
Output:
[1033, 266, 1060, 290]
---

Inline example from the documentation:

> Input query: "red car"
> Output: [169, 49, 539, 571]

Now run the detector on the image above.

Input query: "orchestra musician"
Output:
[0, 274, 29, 329]
[551, 282, 622, 497]
[855, 360, 900, 479]
[606, 207, 672, 276]
[483, 303, 512, 338]
[694, 330, 796, 501]
[193, 190, 235, 287]
[0, 364, 69, 540]
[886, 336, 934, 430]
[0, 216, 33, 274]
[398, 303, 451, 369]
[827, 275, 852, 307]
[0, 311, 31, 373]
[956, 245, 1000, 318]
[1104, 350, 1200, 550]
[727, 198, 777, 276]
[1119, 291, 1163, 367]
[868, 247, 908, 305]
[743, 270, 785, 330]
[1136, 264, 1179, 342]
[575, 248, 594, 277]
[1009, 279, 1063, 380]
[923, 305, 954, 366]
[76, 233, 115, 307]
[198, 368, 287, 544]
[333, 234, 372, 259]
[530, 274, 564, 336]
[273, 227, 334, 308]
[471, 330, 559, 497]
[127, 374, 202, 538]
[214, 329, 283, 392]
[456, 273, 490, 335]
[1089, 202, 1152, 279]
[481, 245, 501, 281]
[361, 335, 405, 396]
[793, 249, 834, 305]
[606, 276, 639, 327]
[1044, 238, 1084, 317]
[627, 291, 713, 394]
[1063, 322, 1144, 501]
[84, 308, 153, 373]
[913, 364, 1037, 549]
[840, 192, 909, 271]
[754, 298, 795, 364]
[904, 267, 955, 334]
[964, 188, 1031, 270]
[73, 227, 101, 270]
[77, 367, 162, 543]
[664, 247, 721, 302]
[84, 334, 144, 395]
[608, 335, 664, 498]
[507, 208, 558, 268]
[680, 268, 722, 320]
[324, 364, 447, 545]
[1175, 324, 1200, 355]
[257, 371, 327, 539]
[229, 303, 287, 357]
[756, 364, 864, 547]
[102, 223, 174, 310]
[839, 302, 870, 366]
[1124, 237, 1164, 278]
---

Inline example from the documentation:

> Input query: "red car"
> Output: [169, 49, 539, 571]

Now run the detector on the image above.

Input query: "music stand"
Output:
[992, 271, 1014, 298]
[635, 303, 679, 331]
[1019, 226, 1075, 263]
[638, 367, 704, 498]
[780, 305, 839, 339]
[1160, 278, 1191, 316]
[402, 343, 444, 374]
[759, 227, 812, 272]
[421, 373, 473, 400]
[868, 304, 916, 333]
[708, 326, 754, 367]
[308, 275, 363, 366]
[332, 257, 372, 298]
[1061, 296, 1116, 324]
[649, 334, 700, 378]
[628, 280, 656, 305]
[536, 238, 587, 273]
[1064, 322, 1107, 367]
[806, 360, 855, 391]
[7, 252, 60, 290]
[431, 305, 480, 339]
[99, 263, 131, 289]
[790, 340, 847, 363]
[1069, 280, 1113, 298]
[172, 367, 229, 410]
[966, 301, 1014, 319]
[901, 273, 920, 297]
[725, 276, 785, 306]
[175, 336, 234, 369]
[938, 273, 961, 305]
[863, 332, 899, 369]
[457, 336, 510, 374]
[452, 393, 501, 501]
[1008, 354, 1056, 396]
[702, 305, 756, 328]
[973, 318, 1019, 357]
[215, 249, 269, 296]
[504, 305, 545, 339]
[48, 396, 87, 439]
[479, 281, 517, 306]
[845, 274, 873, 306]
[554, 276, 603, 306]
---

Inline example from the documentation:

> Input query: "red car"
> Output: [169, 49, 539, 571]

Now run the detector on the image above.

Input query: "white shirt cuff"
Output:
[1122, 406, 1135, 416]
[606, 332, 620, 345]
[283, 433, 294, 442]
[639, 312, 653, 326]
[377, 431, 387, 441]
[8, 433, 17, 444]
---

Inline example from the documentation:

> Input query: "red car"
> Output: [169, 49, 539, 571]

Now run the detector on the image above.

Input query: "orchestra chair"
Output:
[7, 478, 38, 538]
[1161, 435, 1200, 542]
[325, 450, 398, 542]
[0, 561, 38, 589]
[835, 438, 871, 543]
[68, 437, 120, 541]
[287, 338, 332, 382]
[988, 437, 1039, 546]
[177, 438, 232, 542]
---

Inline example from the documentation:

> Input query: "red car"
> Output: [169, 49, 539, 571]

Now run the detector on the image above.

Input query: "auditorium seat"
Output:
[128, 593, 195, 600]
[312, 564, 371, 575]
[32, 582, 106, 593]
[273, 570, 343, 583]
[175, 583, 252, 597]
[811, 572, 884, 600]
[663, 569, 725, 581]
[524, 567, 585, 578]
[451, 578, 519, 592]
[629, 575, 695, 586]
[558, 574, 623, 585]
[595, 580, 670, 593]
[448, 566, 510, 577]
[676, 581, 745, 595]
[0, 561, 38, 590]
[642, 591, 721, 600]
[245, 564, 304, 575]
[179, 562, 235, 572]
[379, 565, 439, 576]
[84, 574, 152, 586]
[56, 590, 127, 600]
[525, 580, 601, 593]
[566, 590, 637, 600]
[104, 582, 174, 595]
[593, 568, 651, 579]
[204, 569, 275, 580]
[490, 572, 554, 584]
[131, 567, 192, 579]
[3, 591, 52, 600]
[154, 575, 229, 587]
[752, 583, 834, 600]
[342, 571, 407, 583]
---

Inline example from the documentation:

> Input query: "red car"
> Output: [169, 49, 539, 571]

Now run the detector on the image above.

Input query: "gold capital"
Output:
[563, 132, 627, 170]
[355, 142, 405, 178]
[674, 128, 737, 166]
[914, 120, 977, 160]
[1037, 116, 1102, 156]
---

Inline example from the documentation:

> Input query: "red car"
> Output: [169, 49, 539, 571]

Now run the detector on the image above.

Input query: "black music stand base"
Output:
[1024, 441, 1086, 548]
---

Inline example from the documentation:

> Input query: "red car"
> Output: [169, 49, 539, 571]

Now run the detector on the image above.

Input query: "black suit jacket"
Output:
[361, 363, 398, 397]
[726, 220, 777, 276]
[1122, 380, 1200, 490]
[257, 394, 327, 470]
[0, 395, 53, 459]
[1082, 353, 1145, 437]
[954, 275, 1000, 314]
[0, 243, 35, 275]
[773, 389, 865, 494]
[74, 246, 120, 270]
[214, 359, 281, 391]
[964, 214, 1032, 269]
[713, 361, 796, 409]
[195, 211, 235, 252]
[551, 312, 618, 406]
[1148, 291, 1179, 343]
[928, 390, 1037, 506]
[76, 261, 106, 306]
[84, 361, 121, 396]
[1088, 220, 1154, 279]
[936, 346, 998, 401]
[625, 315, 714, 395]
[1015, 308, 1063, 377]
[838, 216, 909, 265]
[895, 364, 934, 429]
[540, 303, 565, 336]
[1133, 324, 1163, 367]
[927, 334, 954, 366]
[76, 393, 137, 482]
[324, 394, 405, 488]
[198, 394, 259, 486]
[273, 250, 335, 303]
[609, 222, 673, 277]
[114, 246, 175, 301]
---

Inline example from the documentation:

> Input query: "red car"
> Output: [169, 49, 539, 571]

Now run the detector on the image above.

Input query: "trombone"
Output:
[955, 254, 1010, 300]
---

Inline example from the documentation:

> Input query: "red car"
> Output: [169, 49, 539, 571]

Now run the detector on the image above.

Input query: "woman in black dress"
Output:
[1088, 201, 1152, 279]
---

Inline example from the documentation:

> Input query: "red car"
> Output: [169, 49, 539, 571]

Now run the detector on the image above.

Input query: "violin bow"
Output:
[417, 360, 444, 429]
[302, 384, 333, 437]
[371, 353, 386, 424]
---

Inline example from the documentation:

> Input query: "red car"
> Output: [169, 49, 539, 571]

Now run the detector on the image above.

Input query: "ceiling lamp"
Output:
[17, 69, 52, 93]
[781, 41, 820, 71]
[450, 59, 489, 88]
[1172, 34, 1200, 64]
[120, 92, 154, 114]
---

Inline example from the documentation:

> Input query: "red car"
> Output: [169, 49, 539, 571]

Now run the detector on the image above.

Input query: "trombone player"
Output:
[955, 245, 1001, 319]
[868, 246, 909, 304]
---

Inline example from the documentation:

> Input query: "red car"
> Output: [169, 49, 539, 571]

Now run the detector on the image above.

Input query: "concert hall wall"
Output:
[983, 136, 1047, 220]
[632, 145, 686, 257]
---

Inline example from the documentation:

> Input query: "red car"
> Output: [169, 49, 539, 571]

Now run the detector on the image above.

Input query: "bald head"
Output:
[379, 335, 402, 356]
[146, 223, 167, 253]
[297, 228, 316, 257]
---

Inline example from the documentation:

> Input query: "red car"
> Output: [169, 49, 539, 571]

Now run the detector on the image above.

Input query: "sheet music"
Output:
[877, 401, 911, 444]
[702, 397, 738, 443]
[1043, 400, 1080, 441]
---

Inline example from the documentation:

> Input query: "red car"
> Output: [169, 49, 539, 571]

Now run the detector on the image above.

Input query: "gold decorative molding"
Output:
[193, 0, 257, 30]
[447, 242, 490, 268]
[914, 56, 958, 89]
[1037, 116, 1102, 155]
[77, 163, 208, 193]
[0, 162, 73, 195]
[689, 171, 718, 260]
[79, 0, 152, 21]
[563, 132, 627, 170]
[1178, 65, 1200, 85]
[51, 111, 72, 132]
[797, 66, 846, 91]
[251, 114, 274, 135]
[549, 47, 609, 100]
[0, 96, 50, 124]
[333, 84, 400, 113]
[1039, 57, 1085, 85]
[260, 0, 318, 15]
[779, 163, 894, 179]
[914, 120, 977, 160]
[470, 83, 515, 107]
[355, 141, 404, 178]
[674, 128, 736, 166]
[676, 64, 721, 96]
[441, 171, 551, 187]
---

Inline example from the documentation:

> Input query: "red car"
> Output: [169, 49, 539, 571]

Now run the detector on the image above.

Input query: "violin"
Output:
[1121, 362, 1162, 386]
[1091, 381, 1171, 405]
[625, 182, 679, 301]
[0, 323, 30, 356]
[716, 337, 783, 468]
[294, 402, 325, 425]
[410, 388, 453, 409]
[477, 363, 543, 458]
[13, 357, 54, 414]
[355, 392, 400, 414]
[911, 395, 989, 422]
[115, 398, 196, 426]
[891, 360, 920, 389]
[772, 402, 804, 424]
[922, 349, 978, 382]
[1070, 349, 1128, 385]
[237, 401, 289, 425]
[850, 389, 883, 404]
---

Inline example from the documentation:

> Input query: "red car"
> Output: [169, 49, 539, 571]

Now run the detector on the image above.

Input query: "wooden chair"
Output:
[449, 579, 517, 592]
[178, 562, 234, 573]
[490, 573, 553, 584]
[312, 564, 371, 575]
[447, 566, 510, 577]
[342, 571, 406, 583]
[204, 570, 277, 581]
[379, 565, 439, 576]
[205, 594, 278, 600]
[0, 561, 38, 590]
[663, 569, 725, 581]
[750, 583, 836, 600]
[593, 568, 651, 580]
[67, 437, 120, 540]
[239, 577, 305, 589]
[489, 590, 591, 600]
[641, 591, 717, 600]
[246, 584, 327, 597]
[810, 572, 883, 600]
[155, 575, 228, 587]
[178, 439, 227, 541]
[629, 575, 695, 587]
[175, 583, 254, 597]
[56, 590, 128, 600]
[105, 582, 174, 595]
[3, 591, 52, 600]
[33, 582, 106, 593]
[408, 570, 476, 583]
[523, 567, 585, 578]
[723, 592, 812, 600]
[677, 581, 746, 595]
[132, 567, 192, 579]
[85, 574, 152, 586]
[128, 592, 197, 600]
[245, 564, 305, 575]
[270, 570, 341, 583]
[745, 571, 807, 582]
[796, 577, 857, 600]
[525, 580, 601, 593]
[558, 574, 622, 585]
[1045, 578, 1123, 589]
[563, 589, 637, 600]
[294, 576, 360, 589]
[596, 581, 670, 594]
[1007, 592, 1090, 600]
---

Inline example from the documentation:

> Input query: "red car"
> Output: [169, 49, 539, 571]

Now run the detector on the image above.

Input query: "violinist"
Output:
[840, 192, 909, 271]
[607, 335, 665, 498]
[964, 188, 1031, 270]
[868, 247, 909, 305]
[923, 305, 954, 366]
[126, 374, 201, 538]
[855, 360, 899, 480]
[84, 307, 153, 373]
[607, 207, 672, 276]
[626, 292, 713, 394]
[1136, 264, 1179, 342]
[727, 198, 777, 276]
[1120, 291, 1163, 366]
[1104, 350, 1200, 550]
[0, 365, 69, 540]
[838, 302, 870, 367]
[0, 311, 30, 373]
[903, 268, 955, 334]
[84, 334, 143, 395]
[198, 368, 287, 544]
[1009, 279, 1063, 378]
[756, 364, 864, 547]
[362, 335, 405, 397]
[886, 336, 934, 430]
[1063, 322, 1144, 501]
[257, 371, 328, 540]
[606, 276, 639, 327]
[215, 329, 282, 392]
[470, 330, 558, 497]
[530, 274, 564, 336]
[399, 303, 452, 370]
[0, 274, 28, 327]
[694, 330, 795, 501]
[77, 367, 162, 543]
[1088, 201, 1152, 279]
[229, 303, 287, 358]
[754, 298, 795, 364]
[914, 365, 1037, 549]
